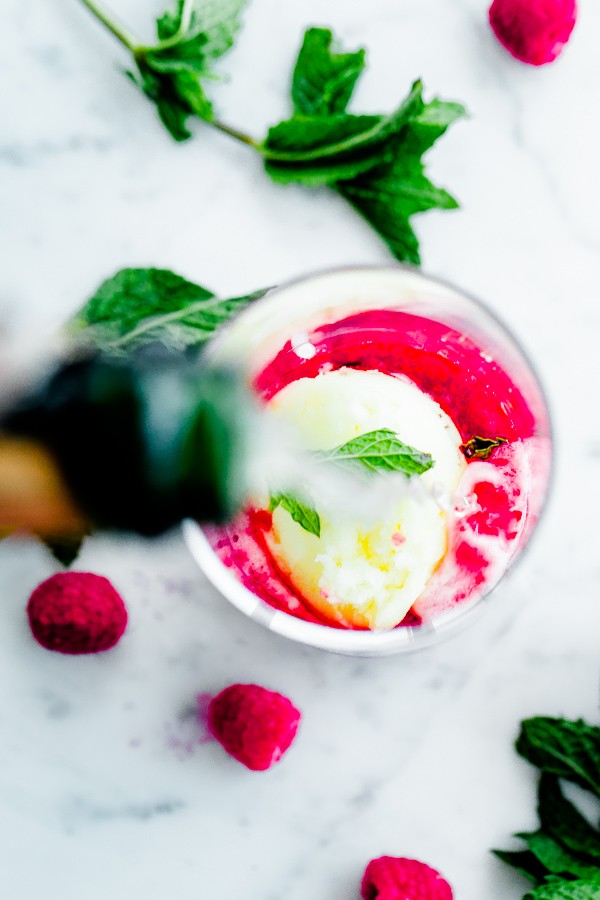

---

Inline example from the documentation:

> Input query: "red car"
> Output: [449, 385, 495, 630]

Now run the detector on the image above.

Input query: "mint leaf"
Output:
[524, 878, 600, 899]
[292, 28, 365, 117]
[492, 849, 547, 884]
[516, 832, 600, 880]
[268, 429, 432, 537]
[517, 718, 600, 799]
[496, 721, 600, 898]
[74, 268, 214, 334]
[80, 9, 463, 263]
[41, 533, 87, 567]
[262, 27, 465, 263]
[337, 148, 457, 265]
[130, 64, 212, 141]
[461, 435, 508, 460]
[71, 268, 267, 352]
[269, 494, 321, 538]
[337, 86, 464, 265]
[263, 115, 385, 186]
[128, 0, 249, 140]
[263, 83, 424, 187]
[539, 776, 600, 864]
[156, 0, 245, 60]
[321, 428, 434, 476]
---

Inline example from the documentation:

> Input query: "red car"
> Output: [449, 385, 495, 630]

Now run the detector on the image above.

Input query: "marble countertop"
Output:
[2, 0, 600, 897]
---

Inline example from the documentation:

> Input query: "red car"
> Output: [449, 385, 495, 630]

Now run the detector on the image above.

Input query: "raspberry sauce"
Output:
[205, 307, 550, 631]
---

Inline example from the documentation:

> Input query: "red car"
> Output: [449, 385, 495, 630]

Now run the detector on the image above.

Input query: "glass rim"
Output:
[183, 262, 554, 656]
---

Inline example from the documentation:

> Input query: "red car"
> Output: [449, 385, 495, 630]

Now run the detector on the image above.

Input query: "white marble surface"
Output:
[2, 0, 600, 897]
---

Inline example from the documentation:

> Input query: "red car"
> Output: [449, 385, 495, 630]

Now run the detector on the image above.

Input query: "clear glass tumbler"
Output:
[184, 265, 552, 656]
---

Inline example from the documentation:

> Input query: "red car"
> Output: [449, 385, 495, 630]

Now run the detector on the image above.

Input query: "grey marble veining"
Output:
[1, 0, 600, 897]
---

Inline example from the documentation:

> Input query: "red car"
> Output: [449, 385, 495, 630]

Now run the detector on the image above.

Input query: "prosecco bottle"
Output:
[0, 349, 251, 536]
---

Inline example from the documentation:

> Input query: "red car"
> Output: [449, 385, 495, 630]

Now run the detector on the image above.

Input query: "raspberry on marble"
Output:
[489, 0, 577, 65]
[208, 683, 301, 771]
[361, 856, 453, 900]
[27, 571, 127, 654]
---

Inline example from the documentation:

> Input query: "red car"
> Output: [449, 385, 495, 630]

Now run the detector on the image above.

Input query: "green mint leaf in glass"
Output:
[267, 428, 432, 536]
[461, 435, 508, 460]
[269, 494, 321, 538]
[516, 718, 600, 799]
[538, 776, 600, 864]
[515, 831, 600, 880]
[524, 877, 600, 899]
[71, 267, 267, 352]
[292, 27, 365, 117]
[320, 428, 434, 476]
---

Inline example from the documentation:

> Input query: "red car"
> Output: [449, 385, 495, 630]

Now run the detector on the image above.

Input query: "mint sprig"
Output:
[269, 428, 434, 537]
[516, 718, 600, 800]
[538, 775, 600, 863]
[71, 267, 267, 353]
[76, 4, 465, 264]
[81, 0, 250, 141]
[263, 30, 464, 264]
[494, 717, 600, 898]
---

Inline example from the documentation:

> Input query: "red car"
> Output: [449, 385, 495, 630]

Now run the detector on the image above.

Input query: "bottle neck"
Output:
[1, 353, 250, 535]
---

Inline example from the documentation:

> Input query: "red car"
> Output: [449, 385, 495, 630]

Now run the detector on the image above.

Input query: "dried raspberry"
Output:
[361, 856, 453, 900]
[208, 683, 301, 771]
[489, 0, 577, 66]
[466, 481, 522, 539]
[27, 572, 127, 654]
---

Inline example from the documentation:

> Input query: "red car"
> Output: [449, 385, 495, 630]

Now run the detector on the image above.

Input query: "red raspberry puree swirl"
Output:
[206, 308, 550, 630]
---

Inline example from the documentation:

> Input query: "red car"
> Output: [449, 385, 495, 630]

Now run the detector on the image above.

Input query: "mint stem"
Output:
[79, 0, 139, 53]
[136, 0, 196, 53]
[211, 120, 261, 149]
[175, 0, 194, 34]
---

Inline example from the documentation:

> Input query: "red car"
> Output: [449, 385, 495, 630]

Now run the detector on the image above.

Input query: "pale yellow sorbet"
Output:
[264, 368, 466, 629]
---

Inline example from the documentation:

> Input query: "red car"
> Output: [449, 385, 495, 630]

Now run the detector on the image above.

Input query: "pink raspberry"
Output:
[208, 683, 301, 771]
[361, 856, 453, 900]
[27, 572, 127, 654]
[489, 0, 577, 65]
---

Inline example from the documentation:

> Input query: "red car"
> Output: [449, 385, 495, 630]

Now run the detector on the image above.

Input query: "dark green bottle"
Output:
[1, 350, 251, 535]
